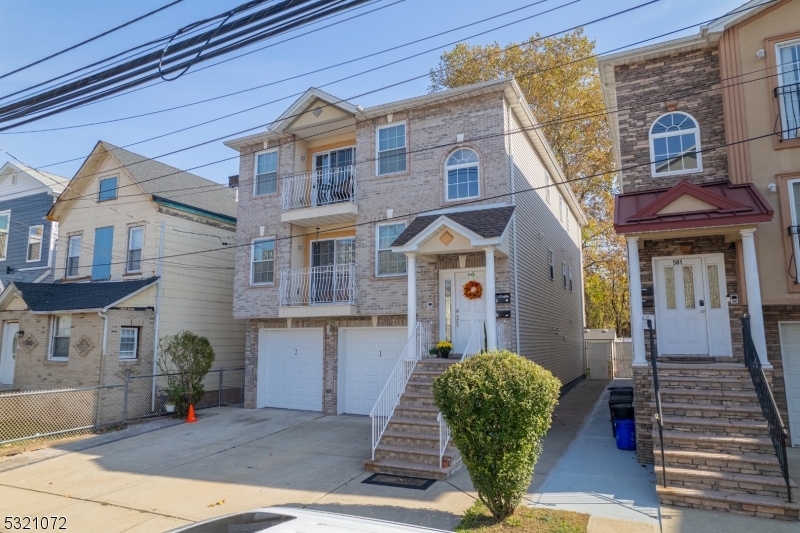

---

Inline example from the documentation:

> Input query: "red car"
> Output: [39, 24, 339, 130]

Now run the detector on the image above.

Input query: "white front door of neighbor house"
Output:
[442, 269, 487, 355]
[778, 322, 800, 446]
[257, 329, 323, 411]
[339, 327, 406, 415]
[0, 322, 18, 385]
[654, 255, 731, 357]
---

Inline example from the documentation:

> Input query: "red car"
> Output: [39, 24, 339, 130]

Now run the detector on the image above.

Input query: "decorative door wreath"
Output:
[463, 280, 483, 300]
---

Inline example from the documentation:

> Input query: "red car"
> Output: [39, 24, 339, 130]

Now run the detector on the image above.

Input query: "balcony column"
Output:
[740, 229, 770, 367]
[627, 237, 646, 366]
[406, 253, 417, 341]
[485, 247, 497, 350]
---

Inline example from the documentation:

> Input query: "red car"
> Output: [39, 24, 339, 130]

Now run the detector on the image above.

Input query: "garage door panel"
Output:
[258, 329, 323, 411]
[341, 327, 408, 415]
[778, 323, 800, 447]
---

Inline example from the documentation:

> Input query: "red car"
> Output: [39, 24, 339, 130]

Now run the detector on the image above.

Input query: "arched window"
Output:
[649, 112, 702, 176]
[445, 148, 479, 201]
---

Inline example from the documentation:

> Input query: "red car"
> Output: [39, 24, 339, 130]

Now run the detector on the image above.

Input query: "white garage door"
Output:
[257, 329, 323, 411]
[341, 327, 408, 415]
[779, 323, 800, 446]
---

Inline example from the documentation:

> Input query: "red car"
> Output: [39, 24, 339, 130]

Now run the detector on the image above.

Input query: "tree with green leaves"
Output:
[430, 29, 629, 335]
[157, 331, 215, 415]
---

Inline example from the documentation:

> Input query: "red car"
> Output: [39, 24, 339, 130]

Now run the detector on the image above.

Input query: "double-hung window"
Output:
[0, 211, 10, 260]
[27, 225, 43, 262]
[127, 227, 143, 272]
[254, 151, 278, 196]
[251, 238, 275, 284]
[376, 222, 407, 276]
[568, 267, 573, 292]
[548, 250, 555, 280]
[777, 40, 800, 140]
[562, 263, 568, 289]
[66, 235, 81, 278]
[50, 315, 71, 360]
[377, 123, 407, 175]
[99, 177, 118, 201]
[119, 327, 139, 360]
[545, 172, 551, 203]
[559, 195, 564, 222]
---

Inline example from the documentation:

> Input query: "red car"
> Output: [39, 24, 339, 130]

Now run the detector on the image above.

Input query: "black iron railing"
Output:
[775, 82, 800, 141]
[742, 316, 792, 503]
[647, 319, 667, 488]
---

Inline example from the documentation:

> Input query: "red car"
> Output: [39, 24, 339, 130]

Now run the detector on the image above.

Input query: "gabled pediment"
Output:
[631, 180, 751, 221]
[270, 88, 359, 133]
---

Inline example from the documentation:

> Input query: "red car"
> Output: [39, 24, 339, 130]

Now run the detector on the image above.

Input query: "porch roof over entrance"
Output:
[391, 205, 516, 247]
[614, 180, 773, 234]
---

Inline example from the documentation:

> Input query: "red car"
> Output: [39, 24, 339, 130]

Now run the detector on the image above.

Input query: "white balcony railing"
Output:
[278, 264, 356, 306]
[281, 166, 357, 211]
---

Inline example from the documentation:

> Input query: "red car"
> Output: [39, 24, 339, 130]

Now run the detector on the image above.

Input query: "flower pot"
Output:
[442, 459, 450, 468]
[164, 403, 176, 413]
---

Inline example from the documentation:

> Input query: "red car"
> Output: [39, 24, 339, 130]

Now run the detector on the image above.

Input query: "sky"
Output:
[0, 0, 744, 184]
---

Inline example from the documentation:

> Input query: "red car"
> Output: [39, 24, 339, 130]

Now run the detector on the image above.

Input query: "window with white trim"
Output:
[562, 262, 568, 288]
[559, 195, 564, 222]
[568, 267, 573, 292]
[251, 238, 275, 284]
[66, 235, 81, 278]
[545, 172, 551, 203]
[126, 226, 143, 272]
[548, 250, 554, 280]
[254, 150, 278, 196]
[50, 315, 71, 360]
[0, 211, 9, 260]
[777, 40, 800, 140]
[445, 148, 479, 201]
[98, 177, 118, 201]
[376, 221, 407, 276]
[27, 225, 43, 262]
[377, 123, 406, 175]
[119, 327, 139, 360]
[788, 179, 800, 280]
[649, 112, 702, 176]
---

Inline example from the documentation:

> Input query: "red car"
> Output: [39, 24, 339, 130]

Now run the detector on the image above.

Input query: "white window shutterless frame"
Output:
[66, 235, 81, 278]
[376, 221, 407, 276]
[254, 150, 278, 196]
[445, 149, 479, 201]
[119, 327, 138, 359]
[0, 211, 9, 260]
[50, 315, 71, 360]
[653, 255, 731, 357]
[27, 225, 43, 262]
[126, 227, 143, 272]
[789, 179, 800, 280]
[376, 122, 407, 175]
[649, 112, 702, 177]
[776, 40, 800, 141]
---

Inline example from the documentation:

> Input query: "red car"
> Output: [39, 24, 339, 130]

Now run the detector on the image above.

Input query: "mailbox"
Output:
[495, 293, 511, 304]
[496, 310, 511, 318]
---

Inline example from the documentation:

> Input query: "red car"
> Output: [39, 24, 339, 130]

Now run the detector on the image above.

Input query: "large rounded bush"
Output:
[433, 350, 560, 520]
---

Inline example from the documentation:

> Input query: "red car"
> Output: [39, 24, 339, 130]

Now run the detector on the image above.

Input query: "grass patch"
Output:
[456, 501, 588, 533]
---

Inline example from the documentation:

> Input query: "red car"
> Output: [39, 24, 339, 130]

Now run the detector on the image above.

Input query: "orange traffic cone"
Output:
[186, 404, 198, 423]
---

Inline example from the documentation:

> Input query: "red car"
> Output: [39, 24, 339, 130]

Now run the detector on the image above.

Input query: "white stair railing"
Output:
[370, 322, 430, 460]
[281, 165, 357, 211]
[278, 264, 356, 306]
[438, 320, 485, 468]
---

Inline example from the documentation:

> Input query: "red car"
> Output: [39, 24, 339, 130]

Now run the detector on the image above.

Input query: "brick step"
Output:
[399, 391, 436, 406]
[386, 417, 439, 435]
[656, 466, 795, 499]
[654, 430, 774, 454]
[393, 404, 439, 421]
[408, 370, 445, 383]
[416, 359, 461, 370]
[380, 429, 440, 449]
[649, 402, 764, 420]
[374, 443, 458, 466]
[654, 389, 757, 407]
[655, 376, 754, 391]
[648, 363, 747, 378]
[659, 416, 768, 437]
[656, 449, 785, 476]
[405, 381, 435, 393]
[656, 486, 800, 521]
[364, 458, 462, 481]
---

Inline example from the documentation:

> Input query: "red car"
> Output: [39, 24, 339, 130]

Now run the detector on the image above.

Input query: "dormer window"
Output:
[649, 112, 702, 177]
[445, 148, 479, 201]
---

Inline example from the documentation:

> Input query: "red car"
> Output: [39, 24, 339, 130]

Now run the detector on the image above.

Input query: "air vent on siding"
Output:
[267, 140, 280, 149]
[374, 116, 388, 126]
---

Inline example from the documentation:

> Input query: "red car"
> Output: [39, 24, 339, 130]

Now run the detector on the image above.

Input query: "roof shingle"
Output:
[11, 278, 158, 312]
[392, 206, 515, 246]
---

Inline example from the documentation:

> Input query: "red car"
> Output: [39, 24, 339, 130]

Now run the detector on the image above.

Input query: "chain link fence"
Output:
[0, 367, 244, 449]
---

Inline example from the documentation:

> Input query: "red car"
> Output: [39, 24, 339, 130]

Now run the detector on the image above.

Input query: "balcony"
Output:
[278, 264, 357, 318]
[775, 82, 800, 141]
[280, 166, 358, 227]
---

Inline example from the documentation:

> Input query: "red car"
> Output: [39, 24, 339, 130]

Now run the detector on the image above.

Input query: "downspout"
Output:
[508, 104, 521, 354]
[151, 222, 165, 410]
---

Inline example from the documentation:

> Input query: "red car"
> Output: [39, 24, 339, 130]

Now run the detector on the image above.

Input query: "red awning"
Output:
[614, 180, 774, 234]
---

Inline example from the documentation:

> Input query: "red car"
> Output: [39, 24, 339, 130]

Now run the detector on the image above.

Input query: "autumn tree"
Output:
[430, 29, 629, 335]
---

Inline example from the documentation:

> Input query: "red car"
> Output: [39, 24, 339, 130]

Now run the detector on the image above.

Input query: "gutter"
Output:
[151, 195, 236, 225]
[151, 222, 165, 411]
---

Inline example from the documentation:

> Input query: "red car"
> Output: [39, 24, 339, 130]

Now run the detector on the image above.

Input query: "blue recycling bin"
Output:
[613, 419, 636, 450]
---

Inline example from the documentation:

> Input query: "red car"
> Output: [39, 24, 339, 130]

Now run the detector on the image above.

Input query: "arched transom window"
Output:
[649, 112, 702, 176]
[446, 148, 479, 200]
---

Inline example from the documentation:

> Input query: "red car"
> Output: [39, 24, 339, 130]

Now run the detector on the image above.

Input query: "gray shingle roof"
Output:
[11, 278, 158, 312]
[392, 206, 516, 246]
[100, 142, 237, 220]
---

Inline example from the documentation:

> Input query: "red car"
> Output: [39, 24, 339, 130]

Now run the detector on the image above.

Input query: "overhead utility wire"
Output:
[0, 0, 187, 81]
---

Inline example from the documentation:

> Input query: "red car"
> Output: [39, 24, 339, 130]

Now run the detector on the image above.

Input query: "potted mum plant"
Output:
[431, 340, 453, 359]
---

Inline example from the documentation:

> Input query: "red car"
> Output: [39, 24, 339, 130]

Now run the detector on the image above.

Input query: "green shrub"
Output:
[157, 331, 216, 415]
[433, 350, 561, 520]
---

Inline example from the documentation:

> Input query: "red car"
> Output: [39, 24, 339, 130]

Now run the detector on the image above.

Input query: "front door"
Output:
[0, 322, 19, 385]
[654, 255, 731, 356]
[442, 270, 487, 355]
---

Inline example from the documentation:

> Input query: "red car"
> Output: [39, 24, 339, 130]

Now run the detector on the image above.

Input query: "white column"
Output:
[627, 237, 646, 366]
[406, 253, 417, 340]
[740, 229, 770, 367]
[485, 247, 497, 350]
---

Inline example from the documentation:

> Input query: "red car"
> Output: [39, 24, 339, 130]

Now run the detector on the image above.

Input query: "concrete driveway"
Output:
[0, 407, 476, 532]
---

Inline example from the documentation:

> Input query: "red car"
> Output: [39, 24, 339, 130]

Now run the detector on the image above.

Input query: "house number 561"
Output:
[673, 259, 682, 265]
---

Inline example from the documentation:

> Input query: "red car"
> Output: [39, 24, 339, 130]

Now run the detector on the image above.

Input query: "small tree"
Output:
[433, 350, 560, 520]
[157, 331, 215, 415]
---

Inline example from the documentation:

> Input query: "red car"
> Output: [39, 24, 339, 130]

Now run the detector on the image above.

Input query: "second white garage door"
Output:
[779, 323, 800, 446]
[257, 329, 323, 411]
[340, 327, 408, 415]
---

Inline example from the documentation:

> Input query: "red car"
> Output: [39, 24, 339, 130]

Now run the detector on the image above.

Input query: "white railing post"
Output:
[278, 265, 356, 307]
[281, 165, 357, 211]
